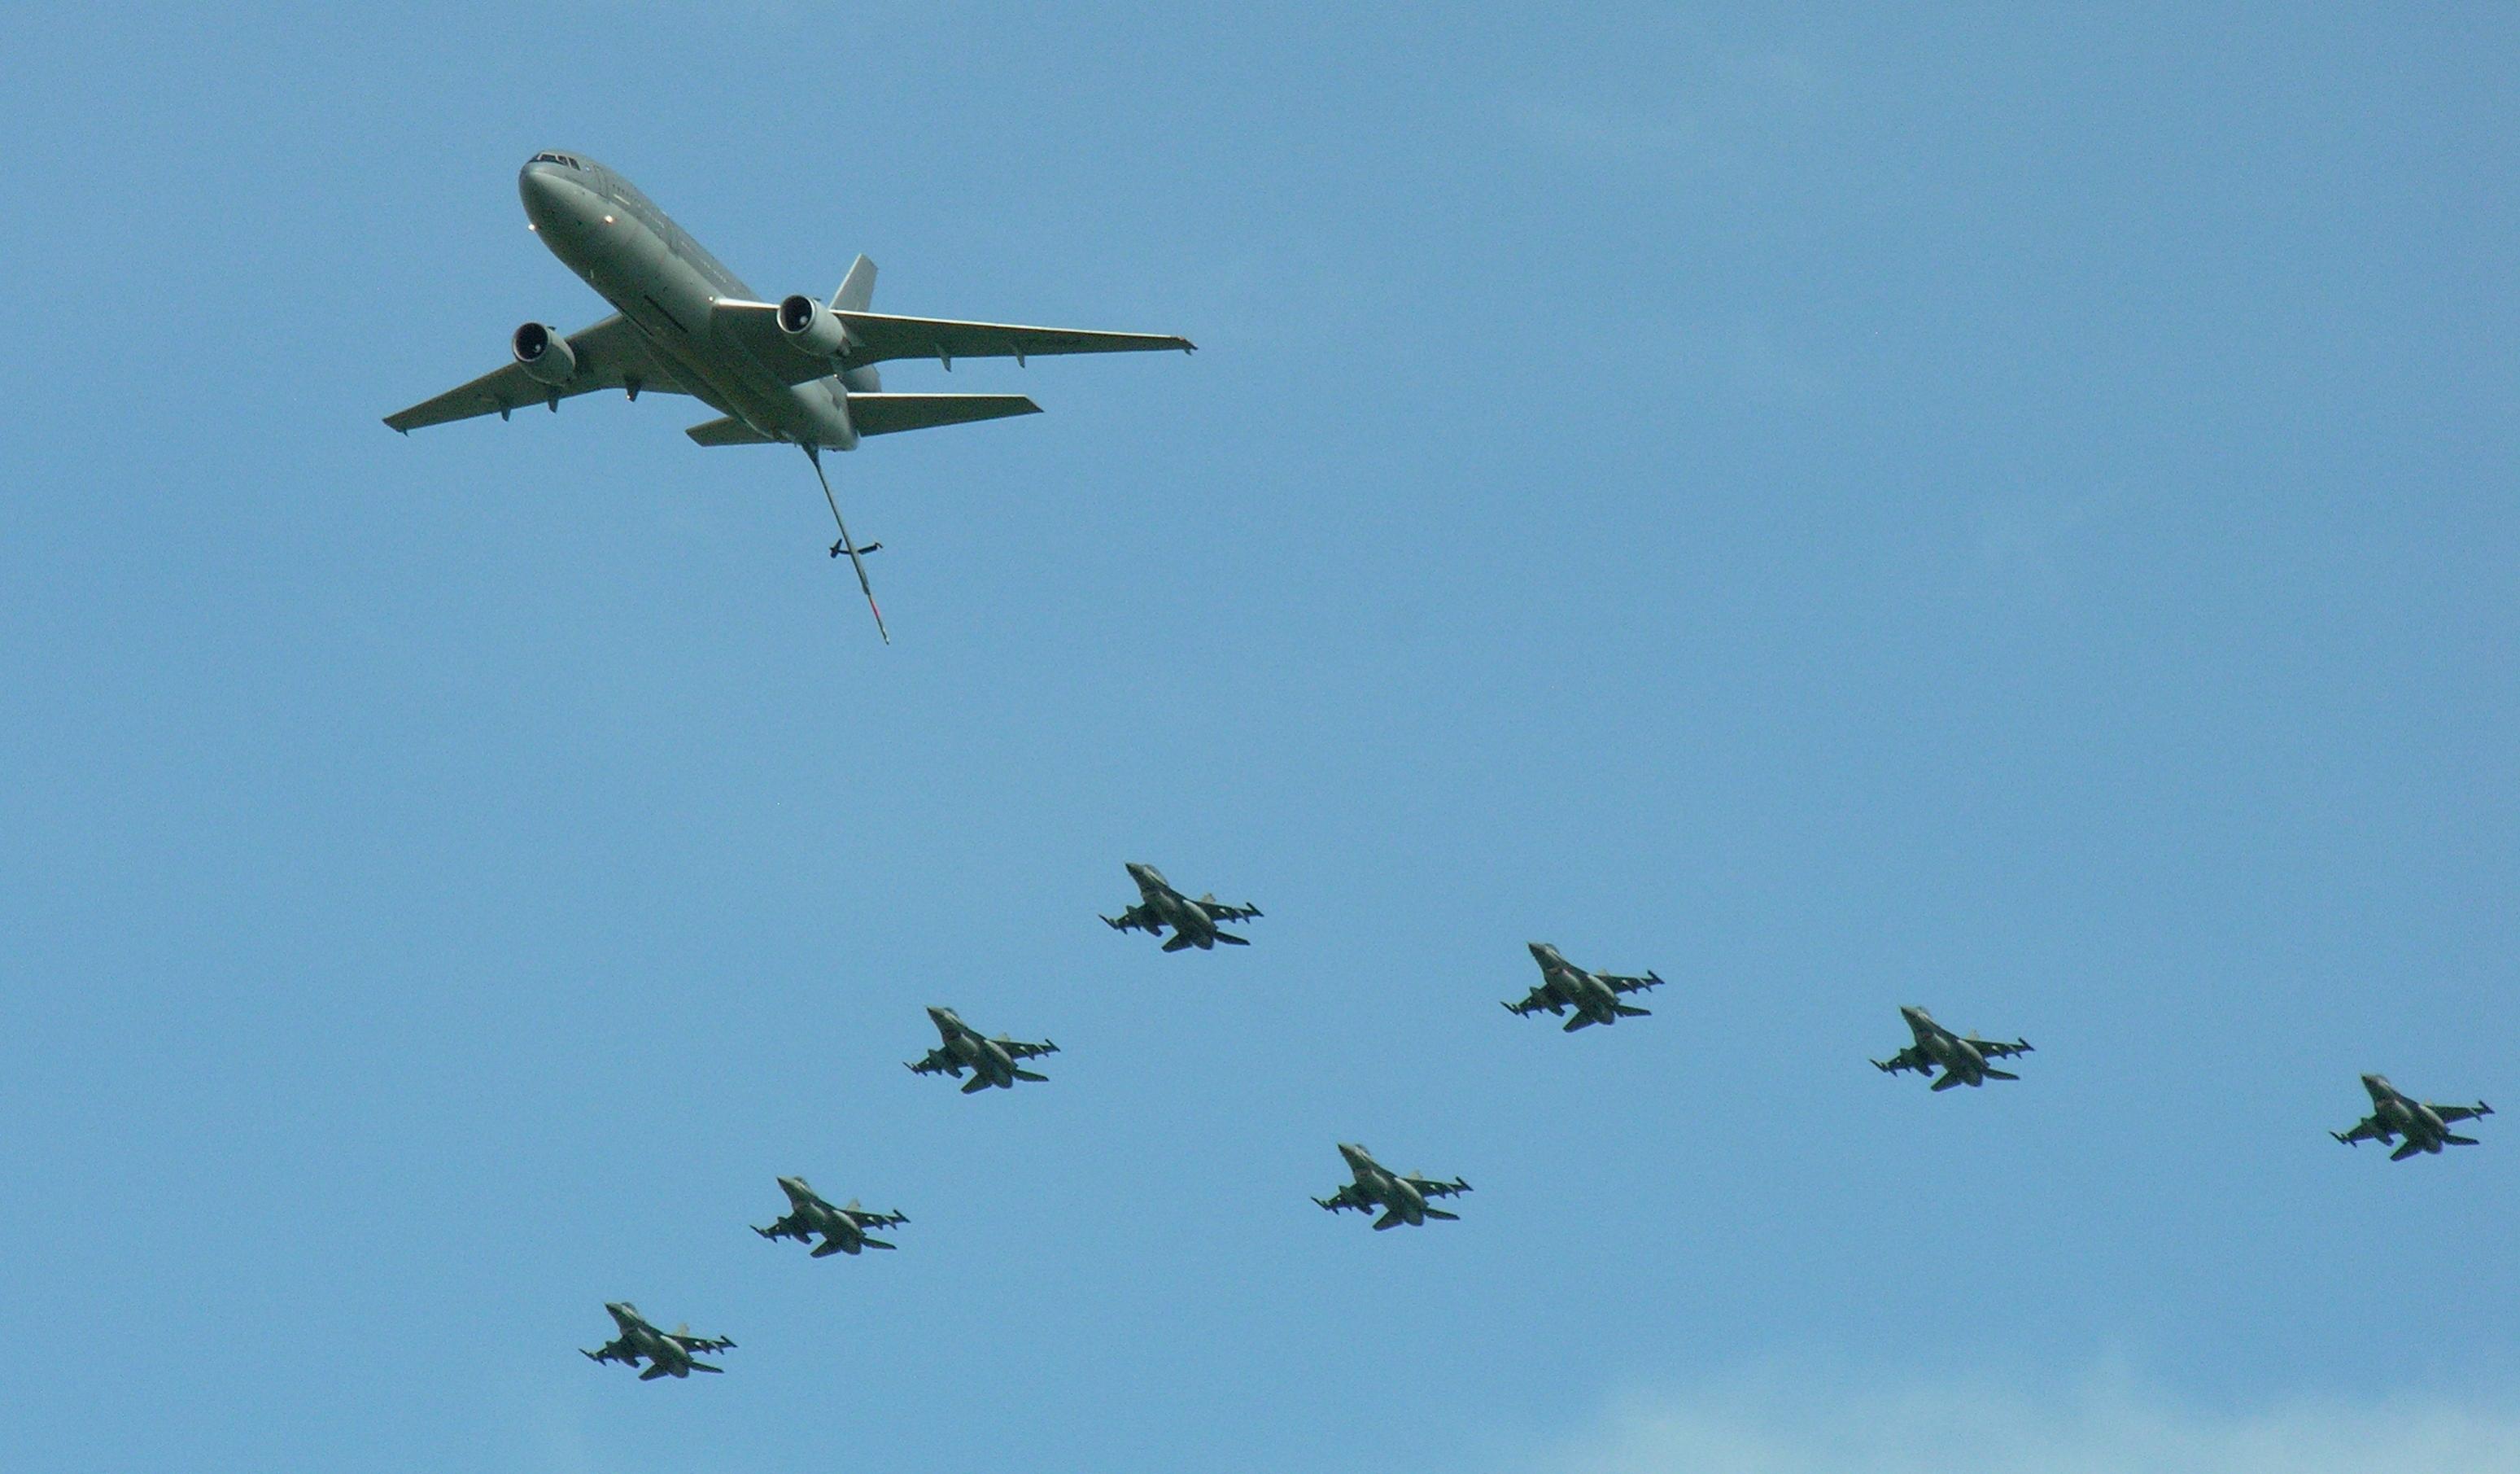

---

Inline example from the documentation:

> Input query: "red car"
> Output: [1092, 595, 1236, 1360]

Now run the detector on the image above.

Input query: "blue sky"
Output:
[2, 4, 2513, 1470]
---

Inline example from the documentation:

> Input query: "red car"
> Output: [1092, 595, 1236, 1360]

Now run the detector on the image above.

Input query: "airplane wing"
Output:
[384, 314, 690, 431]
[753, 1212, 811, 1244]
[1406, 1175, 1471, 1200]
[667, 1332, 735, 1354]
[906, 1048, 963, 1077]
[857, 1209, 911, 1231]
[1603, 970, 1663, 996]
[2428, 1102, 2493, 1124]
[1965, 1036, 2034, 1061]
[2333, 1116, 2389, 1145]
[1199, 898, 1264, 925]
[1103, 904, 1162, 935]
[1313, 1184, 1370, 1214]
[710, 300, 1191, 388]
[996, 1038, 1060, 1062]
[834, 309, 1193, 369]
[1872, 1046, 1932, 1076]
[581, 1338, 638, 1366]
[1502, 984, 1562, 1017]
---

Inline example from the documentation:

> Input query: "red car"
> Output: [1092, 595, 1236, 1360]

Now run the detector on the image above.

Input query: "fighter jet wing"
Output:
[2429, 1102, 2493, 1125]
[1602, 970, 1663, 996]
[1102, 904, 1162, 935]
[753, 1211, 811, 1243]
[582, 1338, 638, 1366]
[1964, 1036, 2033, 1061]
[1872, 1046, 1933, 1076]
[666, 1331, 735, 1354]
[994, 1037, 1059, 1062]
[1405, 1174, 1471, 1200]
[1199, 897, 1264, 924]
[2333, 1116, 2389, 1145]
[384, 314, 691, 431]
[1312, 1184, 1371, 1214]
[1502, 985, 1563, 1017]
[906, 1048, 963, 1077]
[854, 1208, 911, 1231]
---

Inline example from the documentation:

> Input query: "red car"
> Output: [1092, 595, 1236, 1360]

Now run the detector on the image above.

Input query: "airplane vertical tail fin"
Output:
[831, 255, 878, 312]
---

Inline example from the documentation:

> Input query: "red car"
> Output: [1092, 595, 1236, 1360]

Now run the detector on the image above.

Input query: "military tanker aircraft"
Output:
[753, 1176, 910, 1257]
[1102, 863, 1263, 951]
[1872, 1005, 2033, 1091]
[906, 1006, 1059, 1092]
[581, 1302, 735, 1380]
[2333, 1074, 2492, 1161]
[386, 151, 1195, 641]
[1313, 1143, 1471, 1231]
[1504, 942, 1662, 1030]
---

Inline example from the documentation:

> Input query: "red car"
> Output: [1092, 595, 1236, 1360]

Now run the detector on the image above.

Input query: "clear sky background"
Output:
[2, 4, 2513, 1471]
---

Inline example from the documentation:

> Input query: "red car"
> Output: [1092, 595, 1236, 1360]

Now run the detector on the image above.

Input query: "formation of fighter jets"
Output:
[387, 156, 2491, 1385]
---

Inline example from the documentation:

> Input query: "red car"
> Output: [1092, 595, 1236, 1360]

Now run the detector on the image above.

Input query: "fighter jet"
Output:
[2334, 1074, 2492, 1161]
[1102, 863, 1263, 951]
[1504, 942, 1663, 1030]
[386, 152, 1195, 642]
[1313, 1143, 1471, 1231]
[753, 1176, 910, 1257]
[906, 1006, 1059, 1092]
[1872, 1005, 2033, 1091]
[581, 1302, 735, 1380]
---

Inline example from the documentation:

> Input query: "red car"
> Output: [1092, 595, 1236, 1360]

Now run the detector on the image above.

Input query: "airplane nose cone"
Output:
[518, 161, 595, 234]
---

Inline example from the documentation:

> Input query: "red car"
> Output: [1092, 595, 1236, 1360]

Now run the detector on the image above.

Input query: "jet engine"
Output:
[511, 322, 576, 386]
[777, 294, 851, 357]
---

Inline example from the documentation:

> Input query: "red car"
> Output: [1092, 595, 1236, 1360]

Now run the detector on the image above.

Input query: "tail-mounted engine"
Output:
[511, 322, 576, 386]
[777, 294, 852, 358]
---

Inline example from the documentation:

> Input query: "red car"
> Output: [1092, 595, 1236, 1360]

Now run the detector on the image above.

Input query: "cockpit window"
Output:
[531, 152, 587, 170]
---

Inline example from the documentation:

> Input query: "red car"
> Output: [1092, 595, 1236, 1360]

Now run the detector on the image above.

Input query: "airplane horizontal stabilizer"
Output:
[1982, 1067, 2019, 1081]
[686, 415, 780, 447]
[847, 393, 1042, 438]
[1423, 1207, 1459, 1221]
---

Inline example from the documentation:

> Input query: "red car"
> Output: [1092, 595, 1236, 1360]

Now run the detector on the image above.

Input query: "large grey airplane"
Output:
[906, 1006, 1059, 1092]
[2334, 1074, 2492, 1161]
[1504, 942, 1663, 1030]
[1313, 1143, 1471, 1231]
[581, 1301, 735, 1380]
[385, 151, 1195, 641]
[1102, 863, 1263, 951]
[1872, 1005, 2033, 1091]
[753, 1176, 910, 1257]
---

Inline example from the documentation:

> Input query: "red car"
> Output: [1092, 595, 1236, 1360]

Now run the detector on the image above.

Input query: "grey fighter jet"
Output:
[2334, 1074, 2492, 1161]
[1102, 863, 1263, 951]
[1505, 942, 1663, 1030]
[1313, 1143, 1471, 1231]
[753, 1176, 910, 1257]
[1872, 1006, 2033, 1091]
[906, 1006, 1059, 1092]
[581, 1302, 735, 1380]
[386, 152, 1195, 642]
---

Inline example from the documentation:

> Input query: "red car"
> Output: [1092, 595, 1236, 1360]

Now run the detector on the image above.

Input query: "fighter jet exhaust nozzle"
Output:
[777, 294, 851, 357]
[511, 321, 576, 386]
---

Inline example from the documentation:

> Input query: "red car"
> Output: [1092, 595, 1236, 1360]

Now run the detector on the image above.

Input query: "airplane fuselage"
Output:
[519, 154, 855, 448]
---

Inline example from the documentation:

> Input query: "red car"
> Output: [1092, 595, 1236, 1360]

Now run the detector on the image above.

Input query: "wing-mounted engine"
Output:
[511, 321, 576, 386]
[777, 295, 851, 358]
